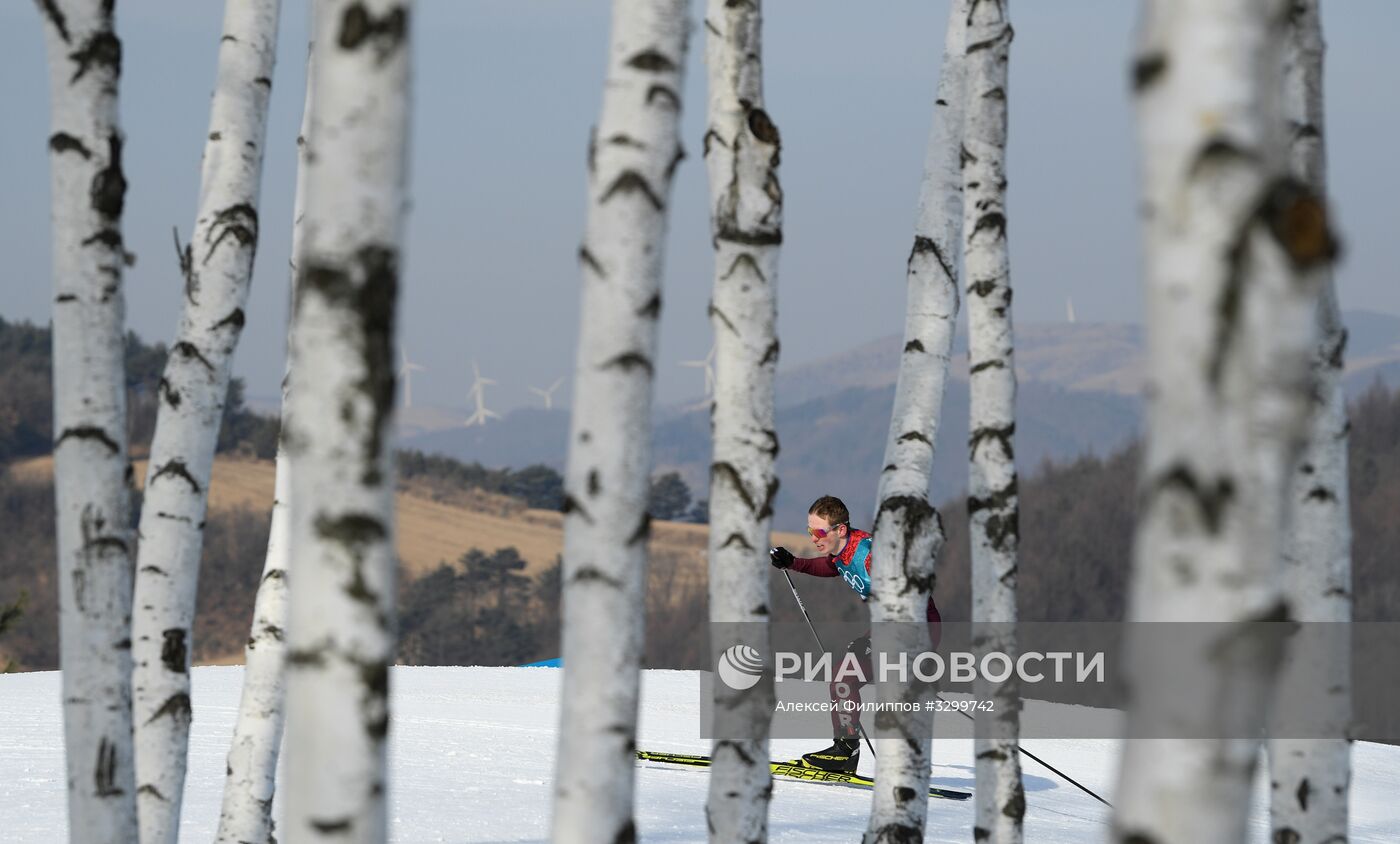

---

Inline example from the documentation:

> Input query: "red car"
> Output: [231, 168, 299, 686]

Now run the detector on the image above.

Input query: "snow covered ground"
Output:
[3, 665, 1398, 842]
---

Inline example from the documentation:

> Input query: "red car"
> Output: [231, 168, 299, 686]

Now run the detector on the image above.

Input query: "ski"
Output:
[635, 750, 971, 801]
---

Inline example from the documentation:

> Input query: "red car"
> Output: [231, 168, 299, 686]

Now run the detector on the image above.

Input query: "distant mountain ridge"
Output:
[400, 310, 1399, 528]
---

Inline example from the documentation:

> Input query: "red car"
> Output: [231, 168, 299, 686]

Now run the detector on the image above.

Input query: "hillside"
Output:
[0, 455, 816, 670]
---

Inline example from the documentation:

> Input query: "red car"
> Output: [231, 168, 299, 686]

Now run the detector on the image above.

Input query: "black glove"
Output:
[769, 546, 794, 569]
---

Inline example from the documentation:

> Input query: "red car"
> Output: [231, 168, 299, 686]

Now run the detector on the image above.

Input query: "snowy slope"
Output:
[2, 666, 1397, 842]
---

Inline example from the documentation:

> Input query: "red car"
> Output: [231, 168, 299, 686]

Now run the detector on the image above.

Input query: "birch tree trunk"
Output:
[550, 2, 689, 841]
[1113, 1, 1337, 841]
[281, 2, 412, 841]
[215, 41, 314, 844]
[863, 3, 969, 841]
[1269, 2, 1353, 840]
[130, 5, 280, 841]
[961, 2, 1024, 841]
[701, 1, 781, 839]
[37, 1, 138, 840]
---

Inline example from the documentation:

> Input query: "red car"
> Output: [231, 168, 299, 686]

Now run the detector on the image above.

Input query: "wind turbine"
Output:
[680, 344, 716, 399]
[464, 360, 500, 427]
[399, 345, 426, 409]
[529, 377, 565, 410]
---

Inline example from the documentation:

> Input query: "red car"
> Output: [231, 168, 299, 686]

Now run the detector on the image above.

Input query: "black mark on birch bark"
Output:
[969, 423, 1015, 457]
[160, 628, 188, 673]
[600, 171, 664, 210]
[38, 0, 71, 43]
[761, 340, 779, 366]
[69, 29, 121, 83]
[627, 514, 652, 546]
[49, 133, 90, 158]
[213, 308, 246, 332]
[715, 225, 781, 248]
[971, 212, 1007, 241]
[204, 203, 259, 264]
[55, 425, 120, 454]
[338, 3, 408, 64]
[173, 341, 215, 372]
[708, 303, 738, 337]
[300, 246, 399, 485]
[874, 494, 938, 593]
[967, 24, 1012, 55]
[579, 245, 606, 279]
[748, 108, 780, 147]
[314, 513, 388, 547]
[1151, 464, 1234, 534]
[145, 692, 192, 725]
[311, 817, 353, 834]
[158, 377, 181, 408]
[562, 494, 593, 524]
[720, 253, 765, 284]
[605, 133, 645, 149]
[702, 128, 725, 157]
[969, 279, 998, 298]
[572, 566, 623, 589]
[636, 293, 661, 319]
[81, 229, 122, 251]
[720, 533, 754, 551]
[152, 459, 202, 494]
[646, 85, 681, 109]
[91, 134, 126, 221]
[716, 223, 784, 247]
[601, 352, 654, 377]
[712, 462, 757, 514]
[613, 819, 637, 844]
[626, 50, 676, 72]
[1133, 53, 1167, 92]
[95, 737, 123, 796]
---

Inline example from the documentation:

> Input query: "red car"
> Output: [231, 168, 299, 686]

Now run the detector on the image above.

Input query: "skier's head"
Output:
[807, 495, 850, 557]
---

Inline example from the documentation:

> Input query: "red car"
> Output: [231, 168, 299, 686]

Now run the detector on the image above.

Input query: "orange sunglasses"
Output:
[806, 523, 846, 540]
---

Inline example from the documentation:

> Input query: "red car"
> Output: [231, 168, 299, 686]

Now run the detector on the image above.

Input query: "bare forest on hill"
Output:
[4, 379, 1397, 672]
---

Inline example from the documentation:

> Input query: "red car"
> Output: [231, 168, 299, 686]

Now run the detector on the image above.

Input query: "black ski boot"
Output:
[801, 737, 860, 773]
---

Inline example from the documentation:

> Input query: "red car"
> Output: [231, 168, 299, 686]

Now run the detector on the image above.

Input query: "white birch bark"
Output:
[215, 42, 314, 844]
[130, 5, 280, 841]
[550, 2, 689, 841]
[1268, 2, 1353, 841]
[863, 2, 969, 841]
[961, 2, 1023, 841]
[281, 2, 412, 841]
[1113, 1, 1337, 842]
[37, 1, 138, 840]
[701, 1, 781, 839]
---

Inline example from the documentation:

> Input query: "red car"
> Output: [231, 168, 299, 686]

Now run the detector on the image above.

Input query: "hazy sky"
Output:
[3, 2, 1396, 414]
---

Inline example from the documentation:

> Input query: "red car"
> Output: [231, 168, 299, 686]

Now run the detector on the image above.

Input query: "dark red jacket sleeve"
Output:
[790, 554, 839, 577]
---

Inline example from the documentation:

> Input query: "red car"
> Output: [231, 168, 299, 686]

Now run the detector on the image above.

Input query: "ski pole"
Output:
[935, 695, 1112, 807]
[780, 569, 878, 761]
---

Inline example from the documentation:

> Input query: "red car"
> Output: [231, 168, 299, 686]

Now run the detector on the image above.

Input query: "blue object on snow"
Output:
[522, 658, 562, 668]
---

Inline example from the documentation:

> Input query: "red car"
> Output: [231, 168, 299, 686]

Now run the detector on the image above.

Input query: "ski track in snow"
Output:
[2, 666, 1397, 842]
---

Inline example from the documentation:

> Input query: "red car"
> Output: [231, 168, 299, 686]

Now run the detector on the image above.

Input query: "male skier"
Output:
[769, 495, 942, 773]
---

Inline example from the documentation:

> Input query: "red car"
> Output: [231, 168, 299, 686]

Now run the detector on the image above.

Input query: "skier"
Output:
[769, 494, 942, 773]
